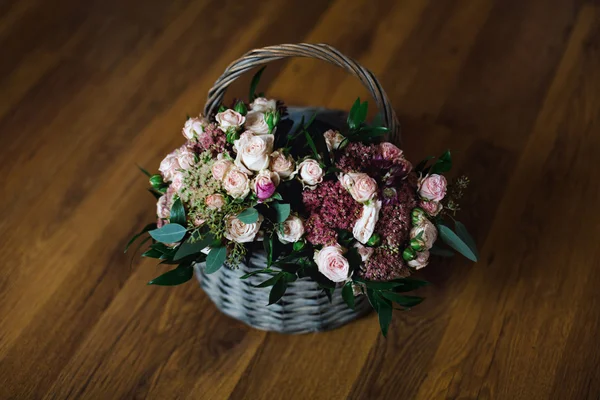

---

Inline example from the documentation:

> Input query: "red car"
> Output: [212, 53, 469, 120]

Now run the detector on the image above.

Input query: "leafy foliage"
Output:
[249, 66, 266, 101]
[149, 224, 187, 243]
[205, 245, 227, 274]
[148, 265, 194, 286]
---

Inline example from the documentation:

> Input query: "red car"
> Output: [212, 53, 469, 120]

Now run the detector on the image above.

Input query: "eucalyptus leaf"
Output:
[174, 232, 215, 261]
[238, 207, 259, 224]
[149, 224, 186, 243]
[147, 266, 193, 286]
[205, 246, 227, 274]
[430, 243, 455, 257]
[454, 221, 479, 259]
[268, 278, 288, 305]
[342, 282, 355, 310]
[170, 198, 186, 226]
[437, 224, 478, 261]
[272, 203, 290, 223]
[249, 66, 266, 101]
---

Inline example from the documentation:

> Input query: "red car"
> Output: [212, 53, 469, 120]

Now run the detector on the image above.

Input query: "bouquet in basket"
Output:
[127, 67, 478, 336]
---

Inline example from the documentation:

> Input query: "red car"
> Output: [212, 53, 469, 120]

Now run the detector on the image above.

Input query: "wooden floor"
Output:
[1, 0, 599, 399]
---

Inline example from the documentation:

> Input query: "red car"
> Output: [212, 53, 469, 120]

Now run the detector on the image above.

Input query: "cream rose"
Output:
[353, 242, 374, 262]
[222, 168, 250, 199]
[314, 244, 350, 282]
[339, 172, 378, 203]
[323, 129, 346, 152]
[250, 97, 277, 113]
[408, 251, 430, 270]
[205, 194, 225, 210]
[277, 215, 305, 244]
[244, 110, 271, 135]
[216, 109, 245, 131]
[298, 158, 324, 188]
[182, 117, 205, 141]
[269, 150, 296, 179]
[410, 219, 438, 249]
[419, 174, 447, 202]
[353, 200, 382, 244]
[212, 159, 234, 181]
[177, 145, 196, 170]
[158, 151, 180, 182]
[419, 200, 443, 217]
[170, 172, 184, 193]
[224, 213, 263, 243]
[234, 131, 274, 173]
[379, 142, 403, 160]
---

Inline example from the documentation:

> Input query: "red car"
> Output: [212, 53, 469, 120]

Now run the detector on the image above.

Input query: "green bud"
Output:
[265, 112, 275, 131]
[234, 101, 247, 115]
[217, 105, 227, 113]
[410, 238, 425, 251]
[226, 128, 240, 144]
[411, 208, 426, 225]
[149, 174, 163, 188]
[273, 111, 281, 126]
[293, 240, 306, 252]
[366, 233, 381, 247]
[402, 247, 416, 261]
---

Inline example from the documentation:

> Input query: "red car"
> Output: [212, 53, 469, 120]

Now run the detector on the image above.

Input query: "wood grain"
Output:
[1, 1, 599, 399]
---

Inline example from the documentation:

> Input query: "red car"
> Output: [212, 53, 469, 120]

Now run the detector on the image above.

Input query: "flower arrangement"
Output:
[127, 68, 478, 336]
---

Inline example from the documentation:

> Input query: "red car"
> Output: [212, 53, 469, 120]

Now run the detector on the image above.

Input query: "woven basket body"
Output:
[195, 44, 400, 334]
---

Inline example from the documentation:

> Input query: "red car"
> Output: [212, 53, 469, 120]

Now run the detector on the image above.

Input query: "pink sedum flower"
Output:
[419, 174, 447, 202]
[314, 244, 350, 283]
[339, 172, 378, 203]
[252, 169, 280, 201]
[419, 200, 443, 216]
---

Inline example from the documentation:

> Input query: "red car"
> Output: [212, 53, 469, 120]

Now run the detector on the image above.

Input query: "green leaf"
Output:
[381, 292, 423, 308]
[430, 150, 452, 174]
[376, 297, 393, 337]
[205, 246, 227, 274]
[342, 282, 355, 310]
[137, 164, 151, 177]
[142, 248, 164, 259]
[149, 224, 186, 243]
[147, 266, 193, 286]
[271, 192, 283, 201]
[272, 203, 290, 223]
[264, 234, 273, 267]
[347, 98, 361, 130]
[356, 101, 368, 126]
[170, 198, 186, 226]
[148, 188, 163, 199]
[454, 221, 479, 260]
[174, 232, 215, 261]
[268, 278, 287, 305]
[415, 156, 434, 173]
[238, 207, 259, 224]
[124, 223, 157, 253]
[257, 273, 282, 288]
[430, 243, 455, 257]
[240, 268, 275, 279]
[371, 112, 384, 128]
[304, 130, 320, 160]
[345, 247, 362, 276]
[249, 66, 266, 101]
[437, 224, 478, 261]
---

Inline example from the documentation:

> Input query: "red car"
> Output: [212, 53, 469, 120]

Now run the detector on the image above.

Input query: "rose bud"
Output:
[252, 169, 280, 201]
[411, 208, 427, 225]
[410, 238, 426, 251]
[420, 200, 443, 217]
[234, 100, 248, 115]
[205, 194, 226, 210]
[149, 174, 164, 188]
[408, 251, 430, 270]
[366, 233, 381, 247]
[402, 247, 417, 261]
[293, 239, 306, 251]
[410, 219, 438, 249]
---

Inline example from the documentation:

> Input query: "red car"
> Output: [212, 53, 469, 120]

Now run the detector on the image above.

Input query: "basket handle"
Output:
[204, 43, 401, 143]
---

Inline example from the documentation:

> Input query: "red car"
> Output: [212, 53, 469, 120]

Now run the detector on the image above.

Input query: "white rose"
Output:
[339, 172, 378, 203]
[410, 219, 438, 250]
[269, 150, 296, 179]
[408, 251, 430, 270]
[323, 129, 346, 152]
[222, 167, 250, 199]
[159, 151, 180, 182]
[182, 117, 205, 140]
[224, 213, 263, 243]
[352, 200, 382, 244]
[297, 158, 324, 188]
[277, 215, 305, 244]
[216, 109, 245, 131]
[353, 242, 374, 262]
[234, 131, 274, 173]
[314, 245, 350, 283]
[212, 159, 234, 181]
[250, 97, 277, 113]
[244, 110, 271, 135]
[177, 145, 196, 170]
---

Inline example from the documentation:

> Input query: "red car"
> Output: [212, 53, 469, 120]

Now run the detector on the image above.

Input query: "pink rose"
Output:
[339, 172, 378, 203]
[323, 129, 346, 152]
[314, 244, 350, 282]
[182, 117, 206, 141]
[353, 242, 374, 262]
[205, 194, 225, 210]
[158, 150, 180, 182]
[297, 158, 324, 188]
[250, 97, 277, 113]
[419, 200, 443, 216]
[223, 168, 250, 199]
[410, 219, 438, 249]
[252, 169, 280, 201]
[269, 150, 296, 179]
[171, 172, 185, 193]
[353, 200, 382, 244]
[216, 109, 245, 131]
[224, 214, 263, 243]
[212, 159, 234, 181]
[244, 111, 271, 135]
[177, 145, 196, 170]
[379, 142, 403, 160]
[408, 251, 430, 270]
[234, 131, 274, 172]
[419, 174, 447, 202]
[277, 215, 305, 244]
[193, 216, 206, 227]
[156, 187, 176, 219]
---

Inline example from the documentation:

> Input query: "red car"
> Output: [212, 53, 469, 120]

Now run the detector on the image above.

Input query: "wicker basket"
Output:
[194, 43, 401, 334]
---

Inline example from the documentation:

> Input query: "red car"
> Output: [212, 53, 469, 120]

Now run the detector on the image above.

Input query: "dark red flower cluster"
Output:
[362, 248, 410, 281]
